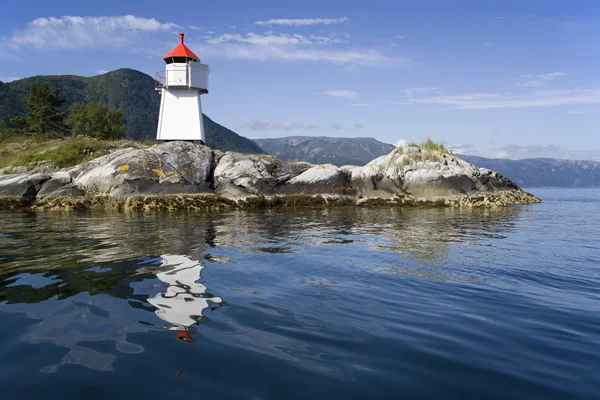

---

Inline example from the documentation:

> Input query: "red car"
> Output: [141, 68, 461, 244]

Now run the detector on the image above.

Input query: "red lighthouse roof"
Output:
[163, 32, 200, 61]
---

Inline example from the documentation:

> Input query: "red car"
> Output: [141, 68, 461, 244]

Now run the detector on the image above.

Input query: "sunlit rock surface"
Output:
[0, 141, 540, 211]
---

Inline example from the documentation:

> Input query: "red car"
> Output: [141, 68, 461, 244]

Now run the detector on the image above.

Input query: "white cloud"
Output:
[393, 88, 600, 109]
[403, 87, 440, 95]
[324, 90, 358, 99]
[449, 143, 474, 154]
[354, 123, 366, 129]
[237, 120, 323, 131]
[206, 33, 310, 45]
[1, 15, 179, 55]
[196, 42, 392, 66]
[255, 17, 349, 26]
[501, 144, 563, 153]
[237, 120, 353, 131]
[204, 32, 347, 46]
[351, 103, 376, 107]
[189, 25, 203, 31]
[518, 72, 566, 87]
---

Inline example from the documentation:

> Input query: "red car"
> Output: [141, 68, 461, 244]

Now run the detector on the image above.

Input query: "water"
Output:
[0, 188, 598, 399]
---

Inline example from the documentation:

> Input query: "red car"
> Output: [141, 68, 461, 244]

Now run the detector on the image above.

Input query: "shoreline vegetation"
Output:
[1, 191, 538, 212]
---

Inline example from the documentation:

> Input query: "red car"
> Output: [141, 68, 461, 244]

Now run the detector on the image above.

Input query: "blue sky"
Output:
[1, 0, 599, 160]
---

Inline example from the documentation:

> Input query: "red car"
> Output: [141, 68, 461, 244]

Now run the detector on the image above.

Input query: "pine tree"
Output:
[10, 83, 68, 135]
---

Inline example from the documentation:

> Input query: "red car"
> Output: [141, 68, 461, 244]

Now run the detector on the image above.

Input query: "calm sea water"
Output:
[0, 188, 599, 399]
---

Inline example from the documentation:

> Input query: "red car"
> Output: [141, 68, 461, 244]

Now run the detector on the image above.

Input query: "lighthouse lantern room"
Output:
[156, 32, 210, 143]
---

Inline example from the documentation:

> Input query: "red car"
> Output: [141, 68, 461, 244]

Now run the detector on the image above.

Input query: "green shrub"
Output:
[67, 103, 127, 140]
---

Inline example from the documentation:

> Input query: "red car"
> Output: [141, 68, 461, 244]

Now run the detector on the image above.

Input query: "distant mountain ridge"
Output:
[458, 155, 600, 188]
[0, 69, 264, 154]
[254, 136, 396, 166]
[255, 136, 600, 187]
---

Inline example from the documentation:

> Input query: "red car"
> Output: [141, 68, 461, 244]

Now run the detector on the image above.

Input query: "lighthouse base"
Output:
[156, 88, 205, 142]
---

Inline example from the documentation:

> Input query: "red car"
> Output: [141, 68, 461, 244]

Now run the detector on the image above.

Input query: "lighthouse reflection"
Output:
[147, 254, 223, 343]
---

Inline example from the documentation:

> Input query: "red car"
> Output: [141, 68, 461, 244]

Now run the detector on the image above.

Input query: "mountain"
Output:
[254, 136, 396, 166]
[0, 69, 264, 154]
[458, 155, 600, 188]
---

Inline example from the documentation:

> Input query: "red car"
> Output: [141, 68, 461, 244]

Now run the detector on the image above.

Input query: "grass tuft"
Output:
[419, 137, 452, 154]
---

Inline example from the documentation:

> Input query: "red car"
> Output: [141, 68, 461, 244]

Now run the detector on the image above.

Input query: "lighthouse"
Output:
[156, 32, 209, 143]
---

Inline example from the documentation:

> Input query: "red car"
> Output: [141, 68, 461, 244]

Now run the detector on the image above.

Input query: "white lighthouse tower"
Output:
[156, 32, 210, 143]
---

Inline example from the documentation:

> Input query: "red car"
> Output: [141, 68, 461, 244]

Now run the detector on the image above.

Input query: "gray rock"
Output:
[279, 164, 356, 195]
[213, 152, 280, 198]
[402, 169, 476, 197]
[350, 164, 403, 198]
[0, 173, 50, 200]
[0, 141, 540, 209]
[69, 141, 213, 196]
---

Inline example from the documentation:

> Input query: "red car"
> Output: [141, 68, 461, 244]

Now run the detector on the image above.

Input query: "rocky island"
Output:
[0, 140, 540, 211]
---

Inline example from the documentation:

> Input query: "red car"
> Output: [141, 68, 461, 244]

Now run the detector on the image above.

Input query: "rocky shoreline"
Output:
[0, 141, 540, 211]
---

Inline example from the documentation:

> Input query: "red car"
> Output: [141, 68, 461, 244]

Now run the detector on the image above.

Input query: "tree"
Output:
[10, 83, 68, 135]
[67, 103, 127, 140]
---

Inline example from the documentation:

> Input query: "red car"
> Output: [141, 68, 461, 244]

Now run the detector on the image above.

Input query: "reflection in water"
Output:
[0, 294, 149, 373]
[148, 255, 223, 343]
[0, 254, 223, 372]
[1, 195, 599, 398]
[0, 207, 529, 374]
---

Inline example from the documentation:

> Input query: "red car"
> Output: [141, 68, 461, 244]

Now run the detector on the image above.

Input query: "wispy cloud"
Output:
[492, 143, 600, 161]
[518, 72, 566, 87]
[393, 88, 600, 109]
[255, 17, 349, 26]
[0, 15, 179, 55]
[354, 123, 366, 129]
[351, 103, 376, 107]
[449, 143, 474, 154]
[323, 90, 358, 99]
[196, 42, 393, 66]
[188, 25, 203, 31]
[237, 120, 348, 131]
[205, 32, 346, 46]
[501, 144, 563, 153]
[403, 87, 441, 95]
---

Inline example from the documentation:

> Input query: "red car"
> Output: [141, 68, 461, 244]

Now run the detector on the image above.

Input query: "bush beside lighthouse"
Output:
[155, 32, 209, 144]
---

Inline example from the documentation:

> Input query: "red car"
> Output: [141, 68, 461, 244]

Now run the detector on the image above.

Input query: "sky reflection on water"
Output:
[0, 196, 598, 399]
